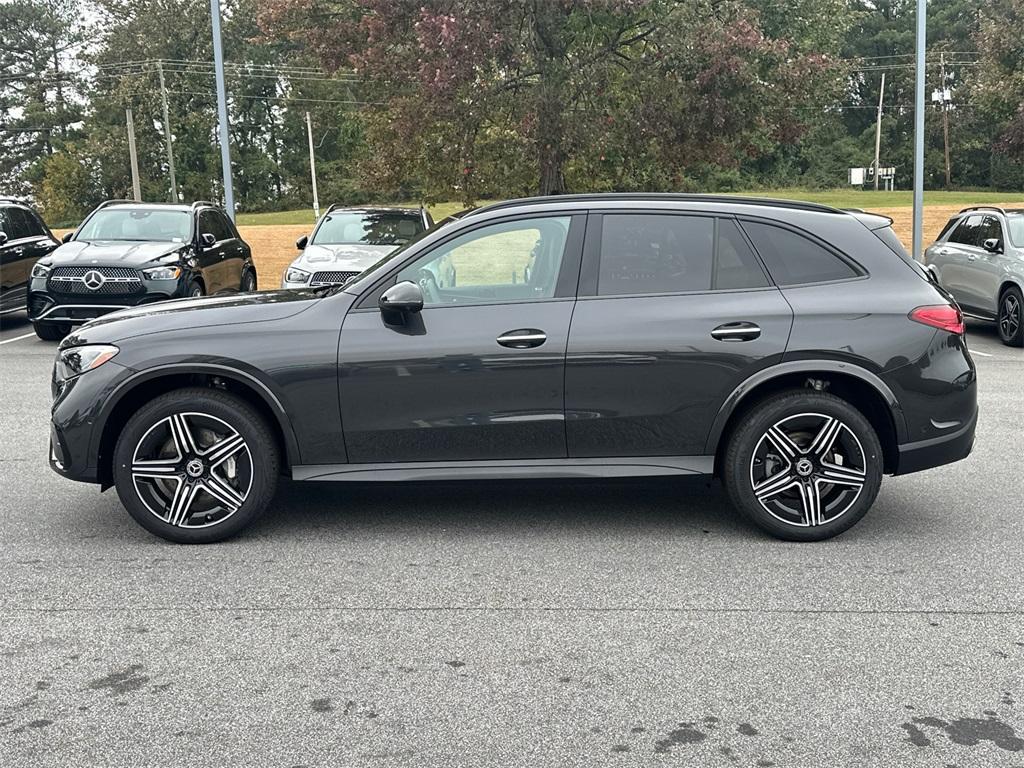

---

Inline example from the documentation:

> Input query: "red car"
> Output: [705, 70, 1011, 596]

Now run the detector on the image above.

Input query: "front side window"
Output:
[78, 209, 191, 243]
[314, 211, 426, 247]
[6, 208, 40, 240]
[396, 216, 571, 307]
[742, 221, 859, 286]
[980, 215, 1003, 246]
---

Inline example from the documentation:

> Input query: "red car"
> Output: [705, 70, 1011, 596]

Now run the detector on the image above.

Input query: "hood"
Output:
[293, 242, 397, 272]
[62, 289, 324, 346]
[45, 240, 186, 266]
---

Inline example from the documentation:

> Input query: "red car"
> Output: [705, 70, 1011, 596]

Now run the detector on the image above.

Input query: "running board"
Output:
[292, 455, 715, 482]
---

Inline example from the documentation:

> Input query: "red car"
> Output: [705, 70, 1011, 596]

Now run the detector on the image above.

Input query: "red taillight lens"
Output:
[909, 304, 964, 335]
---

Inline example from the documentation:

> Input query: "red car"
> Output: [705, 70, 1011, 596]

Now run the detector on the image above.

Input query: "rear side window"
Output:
[741, 221, 859, 286]
[949, 215, 984, 247]
[598, 214, 713, 295]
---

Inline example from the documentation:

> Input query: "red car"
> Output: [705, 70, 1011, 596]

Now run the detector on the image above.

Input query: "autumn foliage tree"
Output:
[259, 0, 846, 203]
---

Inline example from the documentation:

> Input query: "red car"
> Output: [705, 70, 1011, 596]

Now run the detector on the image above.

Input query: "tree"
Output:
[0, 0, 85, 196]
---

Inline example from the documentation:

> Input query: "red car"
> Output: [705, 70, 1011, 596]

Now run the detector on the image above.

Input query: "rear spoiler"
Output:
[842, 208, 894, 231]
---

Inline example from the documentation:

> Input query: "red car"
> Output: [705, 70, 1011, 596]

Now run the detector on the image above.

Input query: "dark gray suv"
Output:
[47, 194, 976, 544]
[923, 206, 1024, 346]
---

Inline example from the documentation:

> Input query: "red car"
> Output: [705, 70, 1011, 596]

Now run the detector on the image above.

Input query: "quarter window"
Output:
[396, 216, 571, 307]
[742, 221, 859, 286]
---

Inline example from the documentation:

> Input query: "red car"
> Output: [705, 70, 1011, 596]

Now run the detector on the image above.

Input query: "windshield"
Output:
[1007, 213, 1024, 248]
[77, 209, 191, 242]
[312, 211, 425, 247]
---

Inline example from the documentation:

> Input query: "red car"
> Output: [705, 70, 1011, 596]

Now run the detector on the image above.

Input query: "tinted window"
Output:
[937, 216, 959, 241]
[948, 215, 984, 247]
[397, 216, 571, 307]
[7, 207, 40, 239]
[742, 221, 859, 286]
[313, 211, 425, 247]
[0, 208, 11, 239]
[714, 219, 769, 290]
[198, 210, 229, 241]
[598, 214, 713, 295]
[980, 215, 1003, 245]
[211, 211, 234, 241]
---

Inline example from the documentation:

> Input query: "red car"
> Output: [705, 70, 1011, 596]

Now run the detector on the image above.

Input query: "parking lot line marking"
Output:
[0, 332, 36, 346]
[970, 349, 993, 357]
[0, 307, 25, 315]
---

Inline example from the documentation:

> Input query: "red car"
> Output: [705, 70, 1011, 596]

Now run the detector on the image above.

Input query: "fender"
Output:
[703, 359, 908, 454]
[90, 361, 302, 467]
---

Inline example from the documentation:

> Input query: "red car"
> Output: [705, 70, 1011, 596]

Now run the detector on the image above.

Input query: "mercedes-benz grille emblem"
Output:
[82, 270, 106, 290]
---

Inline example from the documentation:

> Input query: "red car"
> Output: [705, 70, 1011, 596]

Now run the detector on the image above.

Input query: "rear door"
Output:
[565, 212, 793, 458]
[936, 215, 985, 310]
[1, 207, 56, 311]
[214, 211, 246, 289]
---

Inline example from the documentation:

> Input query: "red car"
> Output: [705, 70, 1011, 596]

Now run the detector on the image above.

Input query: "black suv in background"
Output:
[48, 194, 976, 544]
[0, 198, 59, 316]
[28, 200, 256, 340]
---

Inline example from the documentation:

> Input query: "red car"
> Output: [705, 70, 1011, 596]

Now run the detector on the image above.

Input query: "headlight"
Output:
[142, 265, 182, 280]
[285, 267, 310, 284]
[55, 345, 119, 382]
[32, 263, 52, 279]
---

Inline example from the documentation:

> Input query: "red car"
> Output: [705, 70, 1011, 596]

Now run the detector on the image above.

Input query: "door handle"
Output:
[966, 253, 977, 261]
[711, 322, 761, 341]
[497, 329, 547, 348]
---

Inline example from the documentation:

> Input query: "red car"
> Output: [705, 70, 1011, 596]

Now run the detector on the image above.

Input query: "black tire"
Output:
[240, 269, 257, 292]
[112, 387, 279, 543]
[997, 285, 1023, 347]
[187, 279, 205, 298]
[33, 321, 70, 341]
[722, 390, 883, 542]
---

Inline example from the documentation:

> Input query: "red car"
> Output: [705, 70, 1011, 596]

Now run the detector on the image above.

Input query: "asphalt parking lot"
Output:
[1, 310, 1022, 767]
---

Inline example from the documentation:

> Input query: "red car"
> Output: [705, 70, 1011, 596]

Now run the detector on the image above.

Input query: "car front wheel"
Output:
[33, 321, 70, 341]
[723, 390, 883, 541]
[112, 388, 279, 543]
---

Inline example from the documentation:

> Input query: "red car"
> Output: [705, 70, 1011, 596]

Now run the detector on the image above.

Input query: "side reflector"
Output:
[909, 304, 964, 335]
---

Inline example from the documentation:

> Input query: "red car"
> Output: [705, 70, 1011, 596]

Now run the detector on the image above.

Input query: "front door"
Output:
[566, 212, 793, 457]
[338, 214, 585, 463]
[196, 210, 227, 293]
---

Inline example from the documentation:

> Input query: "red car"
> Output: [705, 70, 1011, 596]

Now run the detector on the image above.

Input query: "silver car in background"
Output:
[282, 206, 433, 289]
[923, 205, 1024, 347]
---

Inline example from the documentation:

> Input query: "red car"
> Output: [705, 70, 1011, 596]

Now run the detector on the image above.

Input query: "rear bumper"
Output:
[894, 405, 977, 475]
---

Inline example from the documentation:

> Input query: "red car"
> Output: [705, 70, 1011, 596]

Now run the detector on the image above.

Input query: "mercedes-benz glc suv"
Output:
[47, 194, 976, 544]
[28, 200, 256, 340]
[282, 206, 432, 289]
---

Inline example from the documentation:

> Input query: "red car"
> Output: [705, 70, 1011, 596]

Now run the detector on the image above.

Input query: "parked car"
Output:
[281, 206, 432, 289]
[49, 194, 976, 544]
[0, 197, 59, 316]
[923, 205, 1024, 346]
[28, 200, 256, 341]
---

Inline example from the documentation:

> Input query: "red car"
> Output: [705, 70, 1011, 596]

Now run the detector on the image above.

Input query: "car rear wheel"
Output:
[112, 388, 279, 543]
[33, 321, 70, 341]
[997, 286, 1023, 347]
[723, 390, 883, 541]
[240, 269, 257, 292]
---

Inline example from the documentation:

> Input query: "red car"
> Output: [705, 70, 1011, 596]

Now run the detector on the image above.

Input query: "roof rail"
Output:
[958, 205, 1006, 215]
[191, 200, 217, 209]
[96, 199, 138, 209]
[468, 193, 843, 217]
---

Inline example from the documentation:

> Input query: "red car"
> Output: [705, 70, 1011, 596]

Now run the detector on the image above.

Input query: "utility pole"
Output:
[912, 0, 926, 261]
[210, 0, 235, 220]
[305, 111, 320, 220]
[873, 72, 885, 191]
[125, 107, 142, 201]
[940, 53, 952, 188]
[157, 61, 179, 202]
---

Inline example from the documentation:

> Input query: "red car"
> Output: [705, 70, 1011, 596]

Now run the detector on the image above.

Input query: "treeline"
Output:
[1, 0, 1021, 224]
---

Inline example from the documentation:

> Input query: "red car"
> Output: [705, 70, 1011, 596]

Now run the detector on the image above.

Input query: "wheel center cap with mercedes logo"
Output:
[185, 458, 205, 478]
[795, 458, 814, 477]
[82, 270, 105, 290]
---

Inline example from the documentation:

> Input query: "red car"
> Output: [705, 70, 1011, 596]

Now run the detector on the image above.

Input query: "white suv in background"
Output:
[282, 206, 433, 289]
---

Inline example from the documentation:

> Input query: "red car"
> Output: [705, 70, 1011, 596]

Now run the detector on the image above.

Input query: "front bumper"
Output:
[29, 276, 188, 325]
[895, 404, 978, 475]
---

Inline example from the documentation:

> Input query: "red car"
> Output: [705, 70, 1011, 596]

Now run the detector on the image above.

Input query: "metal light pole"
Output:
[873, 73, 886, 191]
[125, 108, 142, 201]
[157, 61, 179, 202]
[210, 0, 235, 220]
[912, 0, 926, 260]
[305, 111, 320, 219]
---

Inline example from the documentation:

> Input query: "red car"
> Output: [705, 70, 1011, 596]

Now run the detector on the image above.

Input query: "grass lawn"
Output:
[236, 189, 1023, 227]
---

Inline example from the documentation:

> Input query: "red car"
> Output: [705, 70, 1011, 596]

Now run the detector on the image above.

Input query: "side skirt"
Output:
[292, 456, 715, 482]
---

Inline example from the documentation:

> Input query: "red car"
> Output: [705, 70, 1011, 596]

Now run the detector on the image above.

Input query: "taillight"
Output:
[909, 304, 964, 335]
